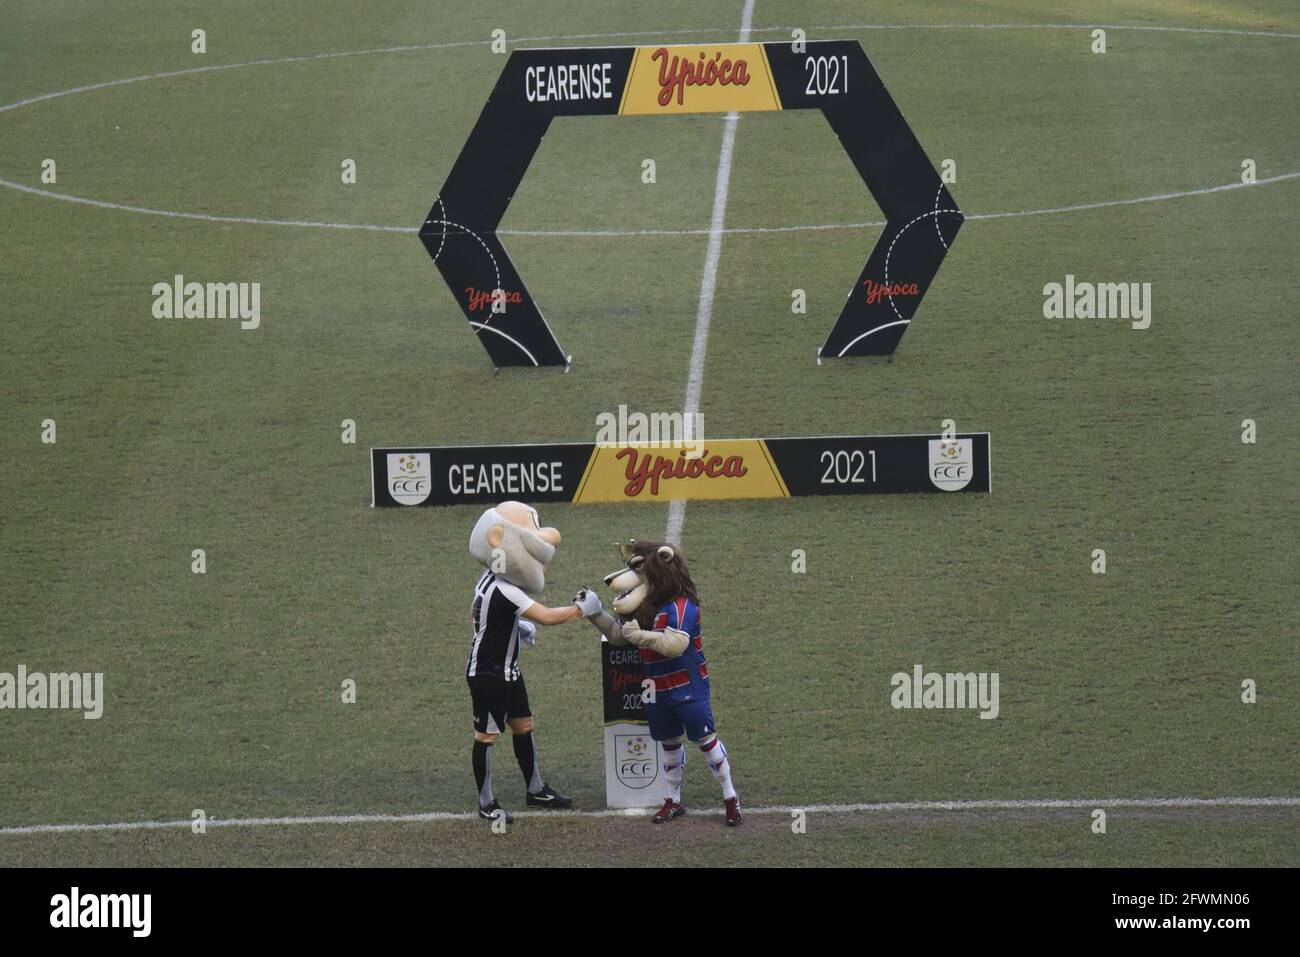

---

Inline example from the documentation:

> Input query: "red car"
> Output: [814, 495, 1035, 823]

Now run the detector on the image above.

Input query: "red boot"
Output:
[724, 796, 742, 827]
[652, 798, 686, 824]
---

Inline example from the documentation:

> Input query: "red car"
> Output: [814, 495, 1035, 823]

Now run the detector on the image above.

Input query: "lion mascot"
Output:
[577, 540, 741, 826]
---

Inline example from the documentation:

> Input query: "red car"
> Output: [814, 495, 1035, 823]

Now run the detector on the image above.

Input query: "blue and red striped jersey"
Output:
[639, 595, 708, 701]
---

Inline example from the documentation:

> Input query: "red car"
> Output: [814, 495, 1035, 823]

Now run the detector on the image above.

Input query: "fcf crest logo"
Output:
[387, 452, 431, 505]
[927, 439, 972, 491]
[615, 734, 658, 789]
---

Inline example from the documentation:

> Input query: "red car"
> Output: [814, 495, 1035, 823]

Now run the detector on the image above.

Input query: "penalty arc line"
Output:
[1, 796, 1296, 836]
[663, 0, 754, 547]
[2, 172, 1296, 238]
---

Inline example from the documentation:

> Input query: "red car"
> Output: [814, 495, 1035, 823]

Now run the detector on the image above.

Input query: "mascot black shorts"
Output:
[468, 675, 532, 734]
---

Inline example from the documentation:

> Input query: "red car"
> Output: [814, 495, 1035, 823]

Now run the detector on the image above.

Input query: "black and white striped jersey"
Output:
[467, 570, 535, 681]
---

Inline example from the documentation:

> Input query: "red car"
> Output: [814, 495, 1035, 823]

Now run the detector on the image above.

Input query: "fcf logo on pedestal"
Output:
[615, 734, 658, 788]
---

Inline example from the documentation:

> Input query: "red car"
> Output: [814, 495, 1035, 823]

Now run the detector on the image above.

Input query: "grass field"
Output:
[0, 0, 1296, 867]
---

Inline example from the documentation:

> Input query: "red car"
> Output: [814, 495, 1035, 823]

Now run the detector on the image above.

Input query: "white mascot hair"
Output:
[468, 506, 555, 595]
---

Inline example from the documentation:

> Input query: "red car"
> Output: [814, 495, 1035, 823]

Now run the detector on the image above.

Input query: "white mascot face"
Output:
[468, 501, 561, 595]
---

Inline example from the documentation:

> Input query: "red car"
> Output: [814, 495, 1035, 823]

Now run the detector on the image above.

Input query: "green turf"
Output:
[0, 0, 1296, 867]
[3, 809, 1296, 868]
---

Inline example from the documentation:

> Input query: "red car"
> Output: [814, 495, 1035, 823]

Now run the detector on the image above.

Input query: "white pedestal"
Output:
[603, 722, 671, 808]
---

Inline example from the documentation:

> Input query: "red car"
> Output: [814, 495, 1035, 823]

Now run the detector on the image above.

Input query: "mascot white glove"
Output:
[620, 619, 689, 658]
[574, 587, 603, 618]
[517, 619, 537, 649]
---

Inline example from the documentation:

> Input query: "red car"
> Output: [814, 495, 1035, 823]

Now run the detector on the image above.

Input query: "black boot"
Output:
[478, 800, 513, 823]
[525, 784, 572, 809]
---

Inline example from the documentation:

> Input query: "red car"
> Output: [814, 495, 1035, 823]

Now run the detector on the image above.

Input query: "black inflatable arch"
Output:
[420, 40, 961, 367]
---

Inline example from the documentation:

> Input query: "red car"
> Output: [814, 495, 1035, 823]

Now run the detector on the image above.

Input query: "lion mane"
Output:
[628, 539, 701, 629]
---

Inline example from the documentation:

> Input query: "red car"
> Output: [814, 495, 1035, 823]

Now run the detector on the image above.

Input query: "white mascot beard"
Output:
[468, 508, 555, 595]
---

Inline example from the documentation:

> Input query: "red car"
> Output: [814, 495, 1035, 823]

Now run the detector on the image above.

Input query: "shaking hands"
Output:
[573, 587, 603, 618]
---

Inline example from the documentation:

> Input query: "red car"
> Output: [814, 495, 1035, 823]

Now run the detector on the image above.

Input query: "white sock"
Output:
[662, 739, 685, 803]
[700, 736, 736, 801]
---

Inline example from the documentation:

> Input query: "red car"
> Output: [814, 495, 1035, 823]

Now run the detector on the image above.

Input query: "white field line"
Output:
[512, 171, 1300, 235]
[1, 19, 1290, 119]
[517, 22, 1300, 42]
[0, 39, 491, 115]
[0, 177, 414, 232]
[663, 0, 754, 546]
[2, 796, 1296, 836]
[3, 172, 1295, 238]
[796, 21, 1300, 40]
[0, 13, 1295, 238]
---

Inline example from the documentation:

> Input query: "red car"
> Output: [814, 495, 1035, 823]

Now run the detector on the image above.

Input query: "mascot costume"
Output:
[577, 540, 741, 826]
[466, 501, 602, 823]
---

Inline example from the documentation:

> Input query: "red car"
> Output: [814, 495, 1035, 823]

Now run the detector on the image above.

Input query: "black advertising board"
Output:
[371, 433, 991, 506]
[601, 640, 649, 724]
